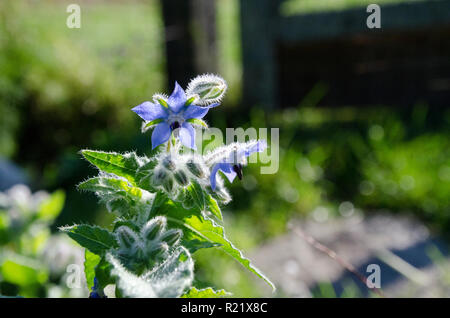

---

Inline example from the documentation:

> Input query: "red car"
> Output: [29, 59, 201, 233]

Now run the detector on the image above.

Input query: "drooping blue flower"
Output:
[132, 82, 218, 150]
[209, 140, 267, 190]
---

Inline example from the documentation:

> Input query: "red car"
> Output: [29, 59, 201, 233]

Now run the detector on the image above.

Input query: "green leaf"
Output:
[156, 200, 275, 291]
[206, 195, 222, 221]
[81, 150, 144, 185]
[60, 224, 117, 255]
[0, 257, 48, 286]
[84, 249, 101, 291]
[78, 177, 142, 199]
[186, 118, 208, 128]
[135, 160, 159, 191]
[181, 287, 230, 298]
[181, 182, 223, 221]
[95, 257, 114, 289]
[108, 247, 194, 298]
[37, 190, 65, 222]
[78, 177, 154, 215]
[80, 150, 159, 193]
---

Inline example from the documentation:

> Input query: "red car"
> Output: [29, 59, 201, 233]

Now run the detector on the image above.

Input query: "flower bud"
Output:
[116, 226, 138, 249]
[151, 168, 167, 186]
[148, 241, 169, 258]
[186, 159, 205, 178]
[173, 170, 189, 186]
[142, 217, 166, 241]
[135, 245, 146, 260]
[162, 156, 176, 171]
[212, 186, 231, 204]
[160, 229, 182, 246]
[186, 74, 227, 105]
[162, 176, 174, 193]
[177, 189, 194, 209]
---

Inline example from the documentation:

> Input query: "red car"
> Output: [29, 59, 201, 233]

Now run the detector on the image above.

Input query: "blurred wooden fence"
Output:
[161, 0, 450, 109]
[240, 0, 450, 109]
[161, 0, 217, 88]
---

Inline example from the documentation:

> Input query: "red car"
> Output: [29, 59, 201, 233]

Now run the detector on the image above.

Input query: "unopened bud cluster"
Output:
[114, 216, 182, 273]
[148, 153, 232, 203]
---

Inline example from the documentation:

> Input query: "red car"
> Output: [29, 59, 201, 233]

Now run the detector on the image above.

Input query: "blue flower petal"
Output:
[168, 82, 187, 113]
[210, 163, 236, 190]
[245, 140, 267, 157]
[151, 122, 171, 149]
[132, 101, 167, 121]
[210, 164, 220, 190]
[220, 164, 237, 183]
[183, 105, 210, 119]
[178, 122, 196, 149]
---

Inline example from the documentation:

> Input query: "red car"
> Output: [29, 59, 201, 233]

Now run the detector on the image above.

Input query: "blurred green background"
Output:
[0, 0, 449, 297]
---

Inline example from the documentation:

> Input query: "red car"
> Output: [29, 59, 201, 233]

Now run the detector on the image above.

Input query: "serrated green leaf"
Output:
[84, 249, 101, 291]
[181, 287, 231, 298]
[155, 200, 275, 291]
[78, 177, 154, 215]
[60, 224, 117, 255]
[78, 177, 142, 200]
[37, 190, 65, 222]
[108, 247, 194, 298]
[135, 161, 159, 192]
[81, 150, 143, 185]
[206, 195, 222, 221]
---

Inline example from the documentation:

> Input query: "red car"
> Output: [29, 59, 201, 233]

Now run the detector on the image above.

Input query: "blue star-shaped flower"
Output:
[132, 82, 218, 150]
[210, 140, 267, 190]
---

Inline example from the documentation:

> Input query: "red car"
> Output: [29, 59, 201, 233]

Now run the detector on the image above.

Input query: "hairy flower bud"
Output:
[177, 189, 194, 209]
[186, 159, 205, 178]
[116, 226, 138, 249]
[212, 186, 232, 204]
[160, 229, 182, 246]
[163, 176, 174, 192]
[151, 168, 168, 186]
[148, 241, 169, 258]
[162, 156, 176, 171]
[173, 170, 189, 186]
[185, 74, 227, 106]
[142, 217, 166, 241]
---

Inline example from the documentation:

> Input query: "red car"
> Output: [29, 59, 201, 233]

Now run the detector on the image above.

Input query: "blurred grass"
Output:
[0, 0, 166, 226]
[0, 0, 165, 160]
[195, 103, 450, 297]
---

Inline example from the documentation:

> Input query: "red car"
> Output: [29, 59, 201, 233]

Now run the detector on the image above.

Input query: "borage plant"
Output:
[60, 74, 274, 298]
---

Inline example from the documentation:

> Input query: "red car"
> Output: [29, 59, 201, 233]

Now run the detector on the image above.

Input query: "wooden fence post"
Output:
[161, 0, 217, 89]
[161, 0, 196, 88]
[240, 0, 282, 110]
